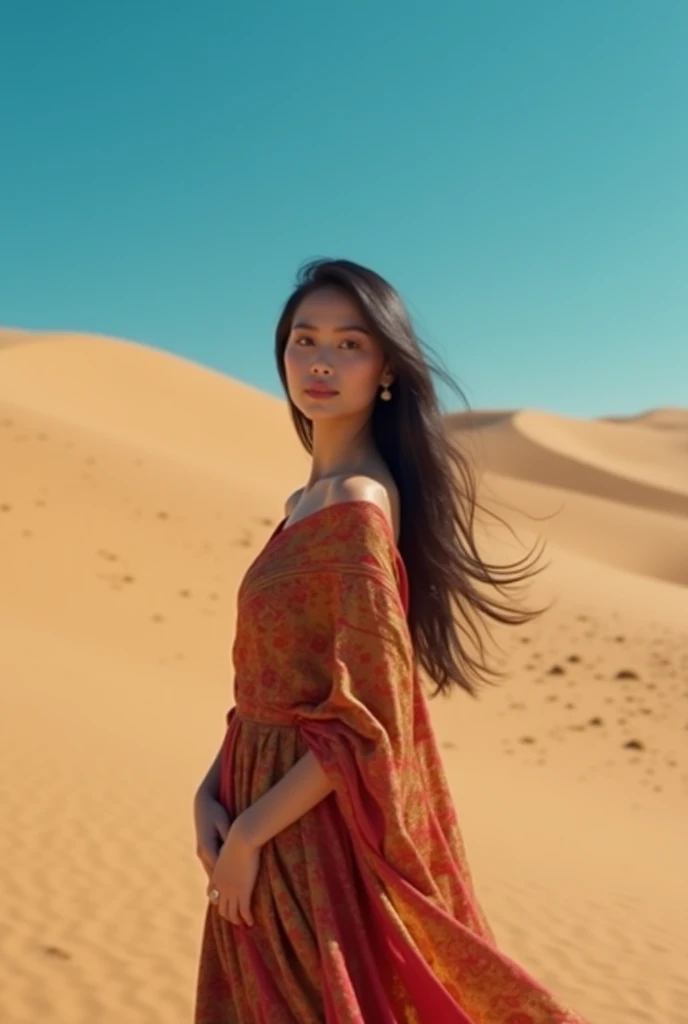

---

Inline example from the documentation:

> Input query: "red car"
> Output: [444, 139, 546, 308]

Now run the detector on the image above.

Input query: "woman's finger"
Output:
[239, 893, 254, 927]
[227, 892, 240, 926]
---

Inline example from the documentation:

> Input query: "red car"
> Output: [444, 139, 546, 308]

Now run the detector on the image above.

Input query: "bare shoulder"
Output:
[329, 475, 399, 541]
[284, 487, 305, 518]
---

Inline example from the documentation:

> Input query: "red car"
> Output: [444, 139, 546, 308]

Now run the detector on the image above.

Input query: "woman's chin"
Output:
[295, 396, 342, 418]
[291, 394, 375, 423]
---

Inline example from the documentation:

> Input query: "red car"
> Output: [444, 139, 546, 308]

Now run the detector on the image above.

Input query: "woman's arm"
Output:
[195, 740, 225, 800]
[233, 750, 334, 848]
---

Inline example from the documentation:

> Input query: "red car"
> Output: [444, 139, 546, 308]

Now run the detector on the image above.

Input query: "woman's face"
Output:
[283, 286, 393, 424]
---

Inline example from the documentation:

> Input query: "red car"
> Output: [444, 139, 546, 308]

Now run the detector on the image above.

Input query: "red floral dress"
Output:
[194, 500, 587, 1024]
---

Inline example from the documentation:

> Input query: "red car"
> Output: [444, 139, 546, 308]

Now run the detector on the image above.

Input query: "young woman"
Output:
[193, 259, 586, 1023]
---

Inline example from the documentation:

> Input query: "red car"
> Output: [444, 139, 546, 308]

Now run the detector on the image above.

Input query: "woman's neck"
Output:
[307, 417, 377, 488]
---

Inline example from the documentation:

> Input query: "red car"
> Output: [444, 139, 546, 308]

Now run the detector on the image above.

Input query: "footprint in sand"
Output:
[43, 945, 71, 961]
[97, 549, 119, 562]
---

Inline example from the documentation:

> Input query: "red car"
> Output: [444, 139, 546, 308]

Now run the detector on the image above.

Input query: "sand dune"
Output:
[600, 407, 688, 432]
[448, 408, 688, 512]
[0, 327, 307, 491]
[448, 407, 688, 587]
[1, 328, 687, 1024]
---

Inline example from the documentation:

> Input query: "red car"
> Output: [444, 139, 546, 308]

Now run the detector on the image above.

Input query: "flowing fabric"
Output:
[194, 500, 586, 1024]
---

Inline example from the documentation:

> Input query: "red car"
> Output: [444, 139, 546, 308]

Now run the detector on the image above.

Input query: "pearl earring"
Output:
[380, 384, 392, 401]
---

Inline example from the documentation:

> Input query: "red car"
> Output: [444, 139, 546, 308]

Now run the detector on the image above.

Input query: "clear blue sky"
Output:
[1, 1, 686, 418]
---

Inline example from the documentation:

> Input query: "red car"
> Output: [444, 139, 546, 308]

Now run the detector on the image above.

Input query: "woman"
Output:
[193, 259, 586, 1023]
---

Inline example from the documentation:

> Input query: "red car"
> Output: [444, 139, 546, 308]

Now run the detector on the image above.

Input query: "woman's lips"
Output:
[304, 387, 339, 398]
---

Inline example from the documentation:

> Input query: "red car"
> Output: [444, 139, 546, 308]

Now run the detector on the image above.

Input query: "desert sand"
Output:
[1, 327, 687, 1024]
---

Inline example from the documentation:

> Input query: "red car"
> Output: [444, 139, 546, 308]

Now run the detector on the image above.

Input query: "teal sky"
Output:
[1, 1, 686, 418]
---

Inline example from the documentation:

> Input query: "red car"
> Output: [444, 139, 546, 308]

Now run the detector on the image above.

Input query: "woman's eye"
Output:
[291, 335, 360, 349]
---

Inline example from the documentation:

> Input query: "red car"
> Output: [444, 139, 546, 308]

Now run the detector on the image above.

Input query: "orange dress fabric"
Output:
[194, 500, 586, 1023]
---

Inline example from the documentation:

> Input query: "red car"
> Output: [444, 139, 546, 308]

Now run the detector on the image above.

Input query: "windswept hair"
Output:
[275, 258, 547, 697]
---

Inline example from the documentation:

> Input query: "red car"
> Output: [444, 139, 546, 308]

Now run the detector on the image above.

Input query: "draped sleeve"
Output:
[295, 507, 438, 862]
[290, 501, 586, 1024]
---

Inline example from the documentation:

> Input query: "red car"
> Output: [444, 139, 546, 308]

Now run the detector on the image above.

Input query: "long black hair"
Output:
[275, 258, 547, 697]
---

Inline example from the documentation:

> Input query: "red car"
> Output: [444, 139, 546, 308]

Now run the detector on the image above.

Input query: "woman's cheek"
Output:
[350, 353, 382, 391]
[283, 348, 303, 381]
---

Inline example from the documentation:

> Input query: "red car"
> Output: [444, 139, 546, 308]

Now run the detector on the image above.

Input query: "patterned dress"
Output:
[194, 500, 586, 1023]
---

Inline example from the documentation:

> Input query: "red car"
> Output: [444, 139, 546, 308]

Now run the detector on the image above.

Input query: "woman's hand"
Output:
[207, 820, 261, 926]
[194, 787, 231, 880]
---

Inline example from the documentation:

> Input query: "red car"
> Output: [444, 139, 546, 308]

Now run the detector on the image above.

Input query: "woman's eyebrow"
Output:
[292, 321, 371, 335]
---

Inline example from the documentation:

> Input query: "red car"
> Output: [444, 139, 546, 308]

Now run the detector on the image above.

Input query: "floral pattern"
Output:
[194, 501, 586, 1023]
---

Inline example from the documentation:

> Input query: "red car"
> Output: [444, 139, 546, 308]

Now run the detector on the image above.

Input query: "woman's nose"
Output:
[310, 359, 334, 375]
